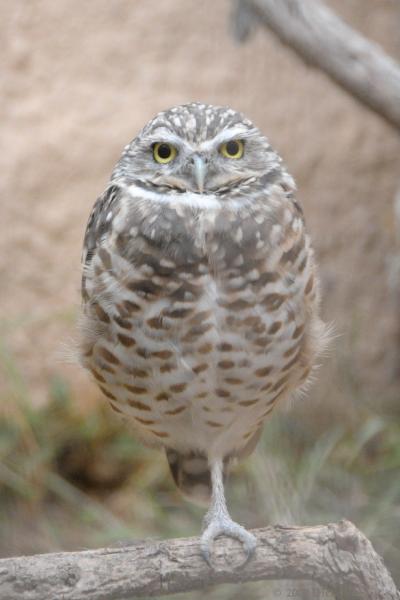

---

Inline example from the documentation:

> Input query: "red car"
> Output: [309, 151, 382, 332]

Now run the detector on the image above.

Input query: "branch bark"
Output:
[0, 521, 398, 600]
[233, 0, 400, 130]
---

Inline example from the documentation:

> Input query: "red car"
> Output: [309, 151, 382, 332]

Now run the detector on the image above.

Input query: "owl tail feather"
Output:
[165, 449, 228, 507]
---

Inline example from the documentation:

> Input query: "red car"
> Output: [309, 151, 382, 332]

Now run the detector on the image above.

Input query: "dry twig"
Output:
[232, 0, 400, 130]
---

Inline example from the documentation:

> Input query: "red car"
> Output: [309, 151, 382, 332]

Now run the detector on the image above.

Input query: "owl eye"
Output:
[153, 142, 177, 164]
[219, 139, 244, 159]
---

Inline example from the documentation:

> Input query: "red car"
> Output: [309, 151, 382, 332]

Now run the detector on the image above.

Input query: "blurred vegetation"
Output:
[1, 337, 400, 598]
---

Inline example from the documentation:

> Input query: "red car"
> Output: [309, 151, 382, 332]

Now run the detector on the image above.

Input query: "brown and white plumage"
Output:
[79, 103, 328, 563]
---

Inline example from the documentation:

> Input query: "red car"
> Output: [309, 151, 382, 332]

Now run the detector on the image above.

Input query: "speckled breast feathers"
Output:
[80, 103, 327, 463]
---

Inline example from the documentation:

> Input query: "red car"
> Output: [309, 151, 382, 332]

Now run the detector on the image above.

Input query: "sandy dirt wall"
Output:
[1, 0, 400, 418]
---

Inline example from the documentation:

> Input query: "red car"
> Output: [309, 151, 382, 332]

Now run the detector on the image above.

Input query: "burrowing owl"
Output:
[80, 103, 327, 564]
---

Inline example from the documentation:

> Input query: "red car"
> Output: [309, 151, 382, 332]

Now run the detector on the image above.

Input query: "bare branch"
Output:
[233, 0, 400, 130]
[0, 521, 398, 599]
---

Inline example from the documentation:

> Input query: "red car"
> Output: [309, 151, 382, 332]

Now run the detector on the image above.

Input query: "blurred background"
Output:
[1, 0, 400, 597]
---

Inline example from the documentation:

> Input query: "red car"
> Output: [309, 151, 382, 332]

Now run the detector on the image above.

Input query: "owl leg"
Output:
[200, 458, 256, 567]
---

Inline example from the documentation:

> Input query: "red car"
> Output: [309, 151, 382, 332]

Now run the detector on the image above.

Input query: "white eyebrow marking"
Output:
[198, 126, 253, 152]
[145, 130, 193, 153]
[146, 125, 257, 153]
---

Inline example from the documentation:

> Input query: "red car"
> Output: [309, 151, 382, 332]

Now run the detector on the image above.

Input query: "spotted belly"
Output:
[82, 280, 312, 459]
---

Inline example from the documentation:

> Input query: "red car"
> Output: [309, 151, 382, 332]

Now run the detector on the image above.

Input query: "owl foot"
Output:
[200, 512, 256, 568]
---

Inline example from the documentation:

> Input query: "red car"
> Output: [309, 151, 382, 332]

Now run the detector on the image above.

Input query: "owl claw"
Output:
[200, 515, 256, 568]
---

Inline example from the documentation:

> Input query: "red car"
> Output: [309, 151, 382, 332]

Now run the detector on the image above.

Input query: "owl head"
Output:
[112, 103, 285, 196]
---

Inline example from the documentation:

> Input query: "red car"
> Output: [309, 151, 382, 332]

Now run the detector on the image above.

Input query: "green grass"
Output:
[1, 337, 399, 597]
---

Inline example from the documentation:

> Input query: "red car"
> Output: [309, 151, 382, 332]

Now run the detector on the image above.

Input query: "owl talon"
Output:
[200, 515, 256, 568]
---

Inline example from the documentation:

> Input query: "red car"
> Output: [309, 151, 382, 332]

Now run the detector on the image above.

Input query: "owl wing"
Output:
[81, 184, 123, 268]
[81, 184, 124, 303]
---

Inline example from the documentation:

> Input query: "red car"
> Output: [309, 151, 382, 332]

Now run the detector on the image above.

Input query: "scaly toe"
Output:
[200, 516, 256, 568]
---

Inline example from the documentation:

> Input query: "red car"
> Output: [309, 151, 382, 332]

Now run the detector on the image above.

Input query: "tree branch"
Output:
[233, 0, 400, 130]
[0, 520, 398, 599]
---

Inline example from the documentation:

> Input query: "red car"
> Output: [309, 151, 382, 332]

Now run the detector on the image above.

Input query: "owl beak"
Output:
[193, 155, 206, 194]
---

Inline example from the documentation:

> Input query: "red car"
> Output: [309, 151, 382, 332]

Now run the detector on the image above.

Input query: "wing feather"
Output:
[81, 185, 123, 268]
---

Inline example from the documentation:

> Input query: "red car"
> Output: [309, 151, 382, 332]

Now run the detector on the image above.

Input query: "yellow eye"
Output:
[219, 139, 244, 159]
[153, 142, 177, 164]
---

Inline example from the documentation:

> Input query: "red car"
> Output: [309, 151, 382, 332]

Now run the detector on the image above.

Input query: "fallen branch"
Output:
[232, 0, 400, 130]
[0, 520, 398, 599]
